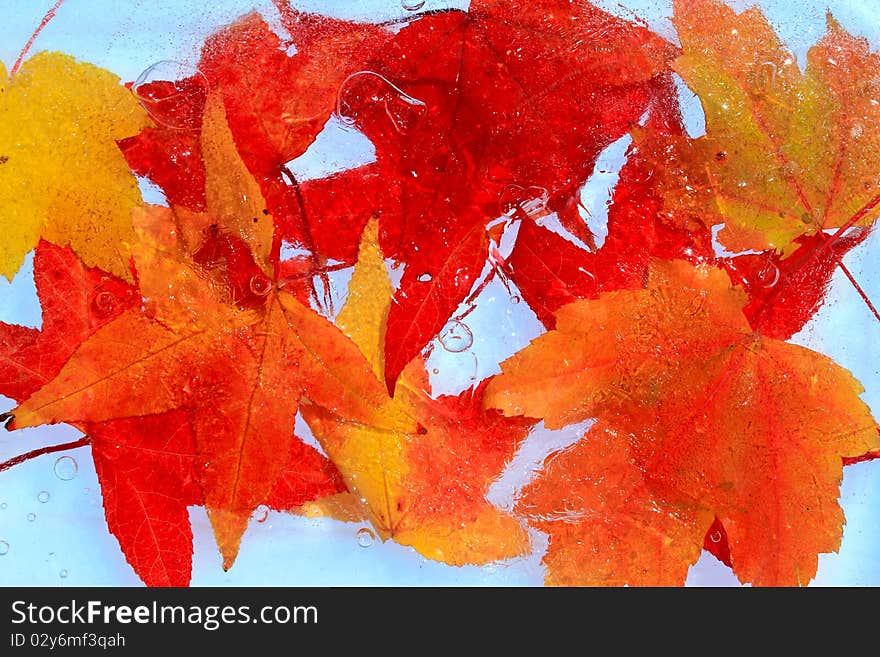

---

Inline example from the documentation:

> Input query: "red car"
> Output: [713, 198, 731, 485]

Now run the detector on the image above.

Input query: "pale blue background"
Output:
[0, 0, 877, 586]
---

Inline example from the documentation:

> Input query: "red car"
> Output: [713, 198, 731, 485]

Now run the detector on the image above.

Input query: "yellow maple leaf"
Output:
[0, 52, 150, 281]
[648, 0, 880, 256]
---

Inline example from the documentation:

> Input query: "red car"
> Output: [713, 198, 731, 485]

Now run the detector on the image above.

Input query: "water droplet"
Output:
[249, 274, 272, 297]
[37, 491, 50, 504]
[0, 541, 8, 556]
[92, 291, 116, 317]
[253, 505, 269, 523]
[438, 320, 473, 353]
[54, 456, 78, 481]
[511, 295, 521, 304]
[356, 527, 376, 548]
[432, 368, 439, 374]
[499, 184, 549, 218]
[402, 0, 426, 10]
[26, 513, 36, 522]
[757, 262, 780, 288]
[0, 502, 7, 510]
[336, 71, 427, 135]
[417, 272, 433, 283]
[709, 530, 722, 543]
[577, 267, 599, 295]
[59, 569, 69, 579]
[132, 60, 209, 130]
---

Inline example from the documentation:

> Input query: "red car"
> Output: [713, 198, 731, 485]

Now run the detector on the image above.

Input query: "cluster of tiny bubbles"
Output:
[53, 455, 78, 481]
[402, 0, 426, 10]
[438, 319, 474, 353]
[0, 540, 9, 556]
[356, 527, 376, 548]
[37, 491, 50, 503]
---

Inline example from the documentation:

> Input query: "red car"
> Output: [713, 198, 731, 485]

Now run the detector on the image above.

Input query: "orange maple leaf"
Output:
[6, 93, 383, 569]
[486, 260, 879, 585]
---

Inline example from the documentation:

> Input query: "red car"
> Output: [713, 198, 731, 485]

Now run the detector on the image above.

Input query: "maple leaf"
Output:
[504, 75, 715, 327]
[200, 10, 386, 179]
[120, 72, 209, 211]
[721, 228, 873, 340]
[486, 260, 879, 585]
[291, 0, 677, 391]
[5, 97, 362, 570]
[0, 241, 138, 402]
[0, 242, 204, 586]
[122, 10, 383, 199]
[299, 219, 534, 565]
[92, 410, 342, 587]
[650, 0, 880, 257]
[122, 11, 389, 302]
[90, 411, 202, 587]
[0, 52, 151, 282]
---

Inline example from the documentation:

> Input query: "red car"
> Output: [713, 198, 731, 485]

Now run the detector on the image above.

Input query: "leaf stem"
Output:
[817, 193, 880, 260]
[839, 263, 880, 323]
[0, 436, 91, 474]
[10, 0, 65, 77]
[278, 165, 334, 315]
[751, 193, 880, 331]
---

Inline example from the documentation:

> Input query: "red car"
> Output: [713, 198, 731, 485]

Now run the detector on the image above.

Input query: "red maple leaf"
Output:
[504, 75, 715, 327]
[292, 0, 677, 390]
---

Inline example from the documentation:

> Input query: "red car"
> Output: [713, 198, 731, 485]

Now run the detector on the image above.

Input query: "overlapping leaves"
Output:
[1, 0, 878, 587]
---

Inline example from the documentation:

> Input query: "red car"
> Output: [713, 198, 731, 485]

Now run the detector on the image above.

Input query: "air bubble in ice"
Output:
[92, 291, 116, 317]
[54, 456, 78, 481]
[336, 71, 427, 135]
[132, 60, 209, 130]
[356, 527, 376, 548]
[254, 505, 269, 523]
[757, 262, 780, 288]
[438, 320, 473, 353]
[249, 274, 272, 297]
